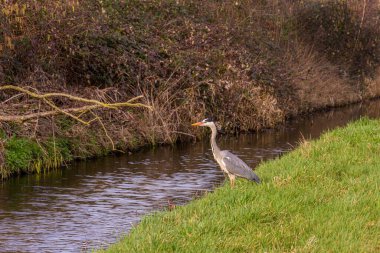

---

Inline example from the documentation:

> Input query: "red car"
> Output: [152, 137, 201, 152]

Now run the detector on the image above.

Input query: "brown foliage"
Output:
[0, 0, 379, 175]
[295, 0, 380, 78]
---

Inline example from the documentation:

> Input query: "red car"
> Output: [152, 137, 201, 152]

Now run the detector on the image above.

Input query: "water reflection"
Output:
[0, 99, 380, 252]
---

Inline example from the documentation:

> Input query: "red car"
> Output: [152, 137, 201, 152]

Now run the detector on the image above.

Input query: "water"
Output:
[1, 100, 380, 252]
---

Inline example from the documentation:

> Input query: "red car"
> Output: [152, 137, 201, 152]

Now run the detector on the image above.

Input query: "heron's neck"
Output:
[209, 124, 221, 156]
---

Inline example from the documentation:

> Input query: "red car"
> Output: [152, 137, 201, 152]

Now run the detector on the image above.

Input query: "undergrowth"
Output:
[0, 0, 379, 178]
[296, 1, 380, 78]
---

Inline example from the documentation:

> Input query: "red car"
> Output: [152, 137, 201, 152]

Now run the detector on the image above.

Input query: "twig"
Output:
[43, 98, 92, 125]
[171, 131, 197, 139]
[89, 110, 115, 150]
[1, 93, 24, 104]
[32, 100, 41, 138]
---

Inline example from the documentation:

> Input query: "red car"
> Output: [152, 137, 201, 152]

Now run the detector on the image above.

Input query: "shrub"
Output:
[65, 34, 144, 87]
[295, 1, 380, 78]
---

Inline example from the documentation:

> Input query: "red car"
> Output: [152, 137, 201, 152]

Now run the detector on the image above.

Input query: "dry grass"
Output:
[364, 67, 380, 97]
[284, 43, 361, 114]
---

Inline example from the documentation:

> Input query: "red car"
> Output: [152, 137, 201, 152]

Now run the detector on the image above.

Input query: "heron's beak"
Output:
[191, 122, 203, 126]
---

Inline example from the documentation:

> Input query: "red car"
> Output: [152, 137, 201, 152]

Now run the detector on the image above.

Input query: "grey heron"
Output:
[192, 118, 261, 188]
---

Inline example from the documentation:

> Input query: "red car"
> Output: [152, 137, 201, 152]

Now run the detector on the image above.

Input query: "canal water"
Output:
[1, 100, 380, 252]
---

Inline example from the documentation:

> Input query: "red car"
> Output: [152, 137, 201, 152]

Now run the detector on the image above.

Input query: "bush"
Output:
[65, 34, 144, 87]
[0, 0, 103, 83]
[295, 1, 380, 78]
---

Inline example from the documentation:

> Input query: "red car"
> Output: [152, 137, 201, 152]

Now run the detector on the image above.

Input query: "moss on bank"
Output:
[0, 135, 73, 178]
[98, 118, 380, 253]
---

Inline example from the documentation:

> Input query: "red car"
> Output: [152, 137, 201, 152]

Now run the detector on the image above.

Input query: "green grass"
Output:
[2, 136, 73, 177]
[4, 137, 43, 173]
[99, 118, 380, 252]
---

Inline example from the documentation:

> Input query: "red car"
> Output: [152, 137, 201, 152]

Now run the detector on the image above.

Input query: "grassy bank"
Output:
[99, 118, 380, 252]
[1, 0, 380, 179]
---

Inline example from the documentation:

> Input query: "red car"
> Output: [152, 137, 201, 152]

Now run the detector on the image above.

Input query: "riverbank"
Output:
[1, 102, 379, 252]
[101, 119, 380, 252]
[1, 0, 380, 179]
[98, 118, 380, 252]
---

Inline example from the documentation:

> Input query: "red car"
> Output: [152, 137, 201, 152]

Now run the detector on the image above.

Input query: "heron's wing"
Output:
[220, 151, 252, 177]
[221, 150, 260, 182]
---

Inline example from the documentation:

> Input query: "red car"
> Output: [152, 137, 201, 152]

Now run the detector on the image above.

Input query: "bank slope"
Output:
[1, 1, 380, 179]
[99, 118, 380, 253]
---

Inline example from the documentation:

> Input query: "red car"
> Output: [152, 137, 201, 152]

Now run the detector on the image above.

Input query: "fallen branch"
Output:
[0, 85, 150, 108]
[0, 85, 151, 123]
[0, 104, 99, 122]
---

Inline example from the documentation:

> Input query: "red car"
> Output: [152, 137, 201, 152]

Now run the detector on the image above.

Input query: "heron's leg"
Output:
[228, 174, 236, 188]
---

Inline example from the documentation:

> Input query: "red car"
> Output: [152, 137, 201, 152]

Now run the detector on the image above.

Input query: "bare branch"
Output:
[0, 85, 151, 123]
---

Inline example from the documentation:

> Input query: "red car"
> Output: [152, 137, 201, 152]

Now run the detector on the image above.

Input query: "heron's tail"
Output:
[249, 171, 261, 184]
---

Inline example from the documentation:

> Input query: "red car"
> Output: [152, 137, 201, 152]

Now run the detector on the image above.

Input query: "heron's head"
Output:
[191, 118, 214, 127]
